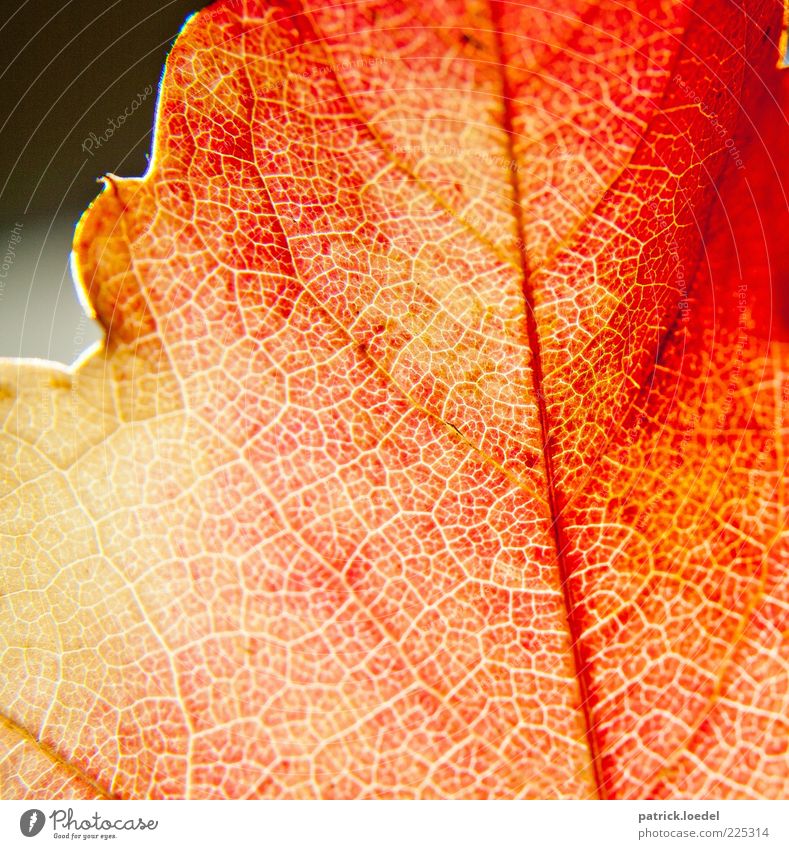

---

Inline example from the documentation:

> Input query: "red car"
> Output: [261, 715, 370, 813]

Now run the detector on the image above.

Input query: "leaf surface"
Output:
[0, 0, 786, 799]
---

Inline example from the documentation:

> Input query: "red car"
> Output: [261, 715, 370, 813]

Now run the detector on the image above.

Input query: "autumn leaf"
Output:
[0, 0, 786, 800]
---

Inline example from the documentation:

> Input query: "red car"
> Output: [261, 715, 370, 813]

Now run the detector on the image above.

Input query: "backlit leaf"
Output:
[0, 0, 786, 799]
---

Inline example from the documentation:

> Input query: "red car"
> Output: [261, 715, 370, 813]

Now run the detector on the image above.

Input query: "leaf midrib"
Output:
[486, 0, 605, 799]
[282, 0, 606, 798]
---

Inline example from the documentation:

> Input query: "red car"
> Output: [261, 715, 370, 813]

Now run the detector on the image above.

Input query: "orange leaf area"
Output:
[0, 0, 786, 799]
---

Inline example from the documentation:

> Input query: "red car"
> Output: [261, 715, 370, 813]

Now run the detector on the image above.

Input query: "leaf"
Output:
[0, 0, 786, 800]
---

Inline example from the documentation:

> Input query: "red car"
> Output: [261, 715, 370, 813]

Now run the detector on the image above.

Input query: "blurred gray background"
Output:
[0, 0, 198, 364]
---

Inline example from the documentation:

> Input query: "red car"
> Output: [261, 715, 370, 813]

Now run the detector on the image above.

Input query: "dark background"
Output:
[0, 0, 198, 362]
